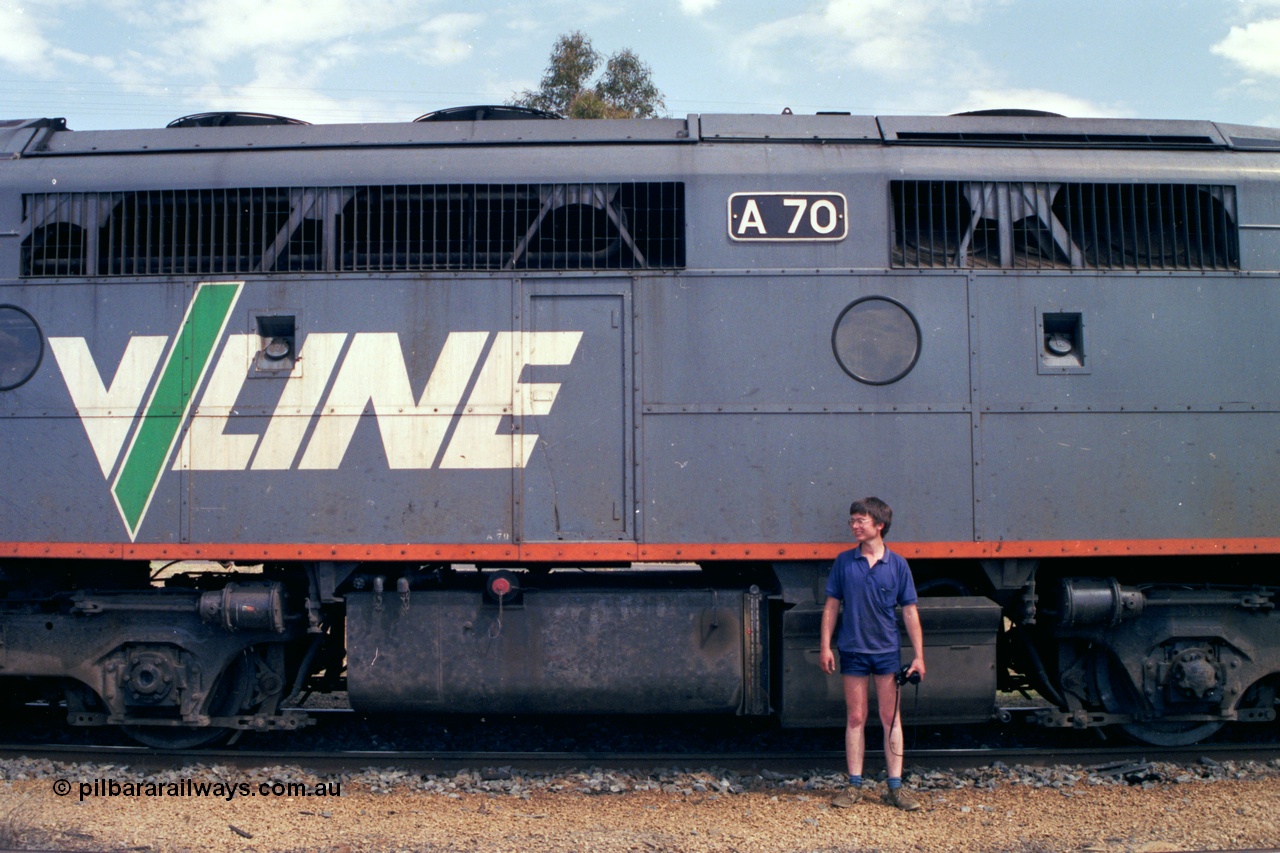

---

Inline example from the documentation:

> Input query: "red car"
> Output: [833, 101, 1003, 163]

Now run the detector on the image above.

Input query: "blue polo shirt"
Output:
[825, 546, 918, 655]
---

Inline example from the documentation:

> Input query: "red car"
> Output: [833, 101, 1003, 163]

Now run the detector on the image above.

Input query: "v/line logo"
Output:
[48, 282, 583, 540]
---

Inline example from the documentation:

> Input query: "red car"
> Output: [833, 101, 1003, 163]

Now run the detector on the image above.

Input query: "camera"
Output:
[895, 665, 920, 686]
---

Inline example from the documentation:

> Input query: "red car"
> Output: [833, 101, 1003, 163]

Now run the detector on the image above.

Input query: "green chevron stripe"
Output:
[111, 282, 243, 538]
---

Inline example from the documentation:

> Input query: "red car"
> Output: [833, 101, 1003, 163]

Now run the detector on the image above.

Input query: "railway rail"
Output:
[4, 706, 1276, 853]
[4, 739, 1278, 777]
[5, 704, 1277, 775]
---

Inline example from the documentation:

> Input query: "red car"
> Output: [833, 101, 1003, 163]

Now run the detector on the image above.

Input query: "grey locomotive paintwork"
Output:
[3, 112, 1279, 741]
[2, 113, 1280, 550]
[972, 272, 1280, 541]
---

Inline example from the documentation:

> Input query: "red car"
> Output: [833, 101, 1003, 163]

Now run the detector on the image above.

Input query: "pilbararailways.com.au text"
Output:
[54, 778, 341, 802]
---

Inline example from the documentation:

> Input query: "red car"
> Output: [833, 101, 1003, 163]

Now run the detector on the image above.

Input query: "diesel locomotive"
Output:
[1, 108, 1277, 747]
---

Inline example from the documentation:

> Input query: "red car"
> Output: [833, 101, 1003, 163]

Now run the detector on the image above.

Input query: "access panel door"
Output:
[520, 284, 631, 543]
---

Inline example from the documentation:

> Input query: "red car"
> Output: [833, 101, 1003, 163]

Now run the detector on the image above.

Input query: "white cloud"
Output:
[176, 0, 419, 53]
[679, 0, 719, 15]
[1212, 17, 1280, 78]
[717, 0, 1155, 119]
[98, 0, 478, 82]
[400, 13, 485, 65]
[191, 82, 410, 124]
[951, 89, 1127, 119]
[0, 3, 53, 67]
[0, 2, 104, 79]
[820, 0, 986, 71]
[730, 0, 1002, 83]
[56, 1, 488, 124]
[731, 13, 823, 84]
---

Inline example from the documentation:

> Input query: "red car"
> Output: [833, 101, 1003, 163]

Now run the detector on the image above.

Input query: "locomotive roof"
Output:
[3, 113, 1280, 157]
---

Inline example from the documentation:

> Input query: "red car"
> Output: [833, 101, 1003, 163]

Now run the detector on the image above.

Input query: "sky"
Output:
[3, 0, 1280, 131]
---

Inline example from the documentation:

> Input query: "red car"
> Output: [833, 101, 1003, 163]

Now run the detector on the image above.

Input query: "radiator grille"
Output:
[891, 181, 1239, 270]
[19, 183, 685, 277]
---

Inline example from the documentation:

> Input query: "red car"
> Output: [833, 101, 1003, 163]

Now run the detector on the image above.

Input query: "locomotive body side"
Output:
[0, 113, 1277, 744]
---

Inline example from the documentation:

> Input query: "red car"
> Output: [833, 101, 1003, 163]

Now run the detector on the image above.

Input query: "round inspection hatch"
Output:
[831, 296, 921, 385]
[0, 305, 44, 391]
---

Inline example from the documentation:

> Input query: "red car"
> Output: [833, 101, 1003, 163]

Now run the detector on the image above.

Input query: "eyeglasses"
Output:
[849, 516, 875, 528]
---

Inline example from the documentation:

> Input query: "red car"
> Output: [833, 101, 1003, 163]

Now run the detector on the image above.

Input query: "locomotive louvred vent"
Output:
[18, 182, 685, 277]
[891, 181, 1239, 271]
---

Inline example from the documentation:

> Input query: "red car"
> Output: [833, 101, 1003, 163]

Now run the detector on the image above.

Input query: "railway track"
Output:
[4, 732, 1277, 776]
[6, 702, 1277, 775]
[4, 710, 1276, 853]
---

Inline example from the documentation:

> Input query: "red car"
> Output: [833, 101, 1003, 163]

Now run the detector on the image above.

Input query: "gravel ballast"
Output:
[2, 756, 1279, 851]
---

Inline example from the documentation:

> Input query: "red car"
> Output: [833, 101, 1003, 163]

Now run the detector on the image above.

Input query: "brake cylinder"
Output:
[1059, 578, 1145, 628]
[198, 582, 286, 632]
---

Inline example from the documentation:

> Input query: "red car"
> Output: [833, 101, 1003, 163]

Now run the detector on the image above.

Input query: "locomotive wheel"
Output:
[1120, 720, 1224, 747]
[122, 651, 256, 749]
[1232, 677, 1278, 733]
[1096, 652, 1224, 746]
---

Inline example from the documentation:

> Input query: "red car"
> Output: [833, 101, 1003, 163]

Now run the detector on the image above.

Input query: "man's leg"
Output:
[843, 674, 870, 777]
[873, 672, 904, 779]
[832, 674, 870, 808]
[873, 672, 921, 811]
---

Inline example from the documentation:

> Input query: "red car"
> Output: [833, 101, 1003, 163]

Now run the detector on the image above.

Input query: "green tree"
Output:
[511, 31, 666, 119]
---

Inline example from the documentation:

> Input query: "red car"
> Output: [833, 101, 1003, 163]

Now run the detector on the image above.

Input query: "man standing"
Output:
[819, 496, 925, 811]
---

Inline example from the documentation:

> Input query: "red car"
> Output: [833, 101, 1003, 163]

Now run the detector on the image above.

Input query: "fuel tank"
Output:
[346, 575, 767, 715]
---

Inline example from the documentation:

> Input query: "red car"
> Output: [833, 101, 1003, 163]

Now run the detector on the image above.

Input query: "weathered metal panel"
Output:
[1237, 174, 1280, 271]
[686, 164, 892, 271]
[978, 411, 1280, 541]
[521, 285, 631, 542]
[971, 271, 1280, 542]
[879, 115, 1228, 147]
[634, 270, 975, 545]
[972, 274, 1280, 408]
[346, 585, 747, 713]
[640, 412, 974, 544]
[0, 118, 65, 156]
[30, 117, 699, 157]
[638, 274, 971, 407]
[700, 114, 881, 142]
[180, 276, 519, 546]
[0, 275, 540, 546]
[1216, 122, 1280, 151]
[10, 124, 1275, 276]
[2, 114, 1279, 555]
[0, 280, 195, 544]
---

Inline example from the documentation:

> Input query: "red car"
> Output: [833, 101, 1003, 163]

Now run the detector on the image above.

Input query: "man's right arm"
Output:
[819, 596, 841, 675]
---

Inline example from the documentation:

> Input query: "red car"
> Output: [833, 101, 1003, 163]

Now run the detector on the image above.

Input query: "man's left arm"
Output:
[902, 603, 926, 680]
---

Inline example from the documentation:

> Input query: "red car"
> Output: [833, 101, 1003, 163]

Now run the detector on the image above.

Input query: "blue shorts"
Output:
[839, 650, 901, 677]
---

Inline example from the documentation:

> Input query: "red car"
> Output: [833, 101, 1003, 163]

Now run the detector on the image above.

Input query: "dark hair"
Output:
[849, 496, 892, 538]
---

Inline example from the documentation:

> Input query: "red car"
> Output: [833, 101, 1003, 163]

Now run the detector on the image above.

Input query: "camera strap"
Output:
[893, 678, 921, 754]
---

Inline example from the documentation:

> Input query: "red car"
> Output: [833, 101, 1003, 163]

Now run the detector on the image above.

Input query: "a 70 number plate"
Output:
[727, 192, 847, 241]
